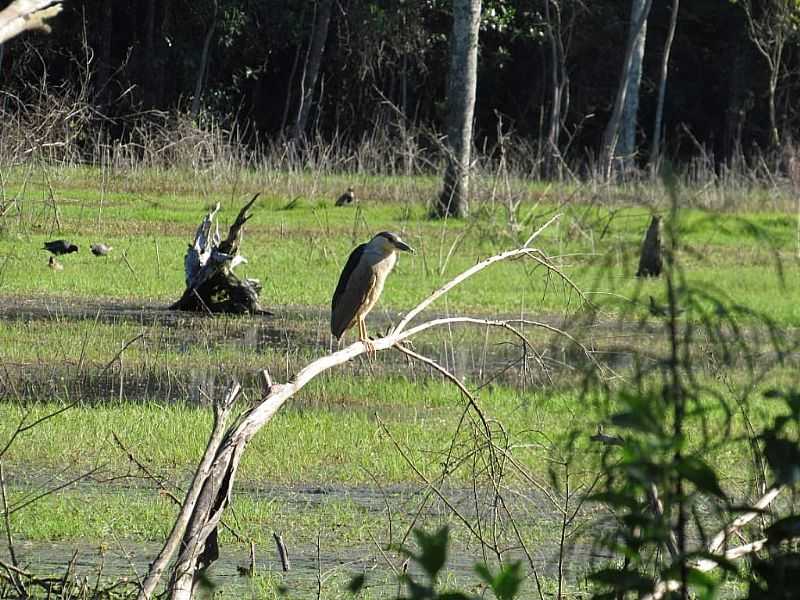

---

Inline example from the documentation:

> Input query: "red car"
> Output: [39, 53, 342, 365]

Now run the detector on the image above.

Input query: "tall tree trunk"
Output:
[600, 0, 652, 180]
[650, 0, 680, 169]
[543, 0, 567, 180]
[190, 5, 218, 120]
[618, 0, 649, 167]
[436, 0, 482, 218]
[291, 0, 333, 142]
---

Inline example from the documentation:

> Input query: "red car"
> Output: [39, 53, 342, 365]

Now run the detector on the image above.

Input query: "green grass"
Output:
[1, 168, 798, 323]
[0, 166, 797, 595]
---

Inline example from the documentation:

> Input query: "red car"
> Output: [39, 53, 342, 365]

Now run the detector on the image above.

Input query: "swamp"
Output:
[0, 162, 798, 598]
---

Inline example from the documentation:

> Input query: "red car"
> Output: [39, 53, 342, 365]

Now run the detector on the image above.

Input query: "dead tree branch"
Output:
[146, 223, 586, 599]
[0, 0, 62, 44]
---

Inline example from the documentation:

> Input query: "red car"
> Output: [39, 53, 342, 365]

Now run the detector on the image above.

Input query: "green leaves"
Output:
[347, 527, 523, 600]
[474, 561, 523, 600]
[406, 527, 450, 582]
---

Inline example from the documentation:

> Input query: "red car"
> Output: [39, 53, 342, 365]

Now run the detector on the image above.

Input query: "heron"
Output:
[43, 240, 78, 255]
[91, 243, 113, 256]
[335, 187, 356, 207]
[331, 231, 414, 348]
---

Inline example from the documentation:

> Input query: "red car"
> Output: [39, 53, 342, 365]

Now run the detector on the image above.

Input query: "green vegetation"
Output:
[0, 167, 797, 597]
[0, 169, 797, 322]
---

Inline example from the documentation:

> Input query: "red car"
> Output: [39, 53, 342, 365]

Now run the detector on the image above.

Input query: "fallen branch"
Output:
[642, 485, 784, 600]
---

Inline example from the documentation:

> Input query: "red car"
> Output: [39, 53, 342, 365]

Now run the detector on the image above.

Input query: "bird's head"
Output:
[373, 231, 414, 255]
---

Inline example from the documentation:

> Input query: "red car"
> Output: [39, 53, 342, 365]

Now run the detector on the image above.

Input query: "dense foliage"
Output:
[2, 0, 799, 170]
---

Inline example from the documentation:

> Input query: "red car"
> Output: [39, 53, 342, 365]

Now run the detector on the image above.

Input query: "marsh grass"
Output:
[0, 163, 798, 596]
[0, 169, 797, 323]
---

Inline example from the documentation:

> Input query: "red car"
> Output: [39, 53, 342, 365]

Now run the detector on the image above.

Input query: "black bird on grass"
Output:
[335, 187, 356, 207]
[91, 243, 113, 256]
[43, 240, 79, 255]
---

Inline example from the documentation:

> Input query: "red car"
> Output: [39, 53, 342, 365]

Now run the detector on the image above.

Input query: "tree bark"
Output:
[436, 0, 482, 218]
[190, 3, 218, 120]
[650, 0, 680, 169]
[600, 0, 652, 180]
[291, 0, 333, 142]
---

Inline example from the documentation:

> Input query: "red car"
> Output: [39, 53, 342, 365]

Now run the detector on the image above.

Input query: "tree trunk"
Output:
[291, 0, 333, 142]
[600, 0, 652, 180]
[650, 0, 680, 169]
[435, 0, 482, 218]
[543, 0, 567, 180]
[618, 0, 650, 168]
[190, 5, 218, 120]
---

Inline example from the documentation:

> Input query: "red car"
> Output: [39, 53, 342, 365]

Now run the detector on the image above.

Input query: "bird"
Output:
[648, 295, 684, 318]
[335, 187, 356, 207]
[91, 243, 113, 256]
[635, 215, 662, 278]
[48, 256, 63, 271]
[43, 240, 78, 255]
[331, 231, 414, 348]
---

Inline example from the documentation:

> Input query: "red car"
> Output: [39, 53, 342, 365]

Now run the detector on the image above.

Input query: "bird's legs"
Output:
[358, 317, 376, 357]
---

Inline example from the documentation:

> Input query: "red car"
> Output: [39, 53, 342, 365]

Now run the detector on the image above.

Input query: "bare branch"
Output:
[0, 0, 62, 44]
[137, 382, 241, 600]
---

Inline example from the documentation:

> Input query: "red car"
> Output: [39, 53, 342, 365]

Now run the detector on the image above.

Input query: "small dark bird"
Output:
[91, 243, 113, 256]
[635, 215, 662, 278]
[335, 187, 356, 207]
[648, 295, 684, 318]
[48, 256, 64, 271]
[331, 232, 414, 344]
[43, 240, 79, 255]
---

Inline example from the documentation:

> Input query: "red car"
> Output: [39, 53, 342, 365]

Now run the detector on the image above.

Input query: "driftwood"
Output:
[171, 194, 270, 315]
[135, 215, 594, 600]
[0, 0, 62, 44]
[635, 214, 663, 277]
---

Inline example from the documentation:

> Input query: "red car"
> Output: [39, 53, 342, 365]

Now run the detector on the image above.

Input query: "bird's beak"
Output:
[395, 240, 414, 253]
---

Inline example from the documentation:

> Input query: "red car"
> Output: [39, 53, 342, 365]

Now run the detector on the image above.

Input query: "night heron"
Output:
[335, 187, 356, 206]
[43, 239, 78, 255]
[331, 231, 414, 346]
[91, 243, 113, 256]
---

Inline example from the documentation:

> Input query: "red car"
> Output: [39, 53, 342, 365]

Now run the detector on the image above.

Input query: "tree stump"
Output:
[171, 194, 271, 314]
[635, 215, 662, 278]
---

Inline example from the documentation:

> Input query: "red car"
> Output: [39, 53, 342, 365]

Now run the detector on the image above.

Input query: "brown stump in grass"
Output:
[635, 215, 663, 278]
[171, 194, 271, 315]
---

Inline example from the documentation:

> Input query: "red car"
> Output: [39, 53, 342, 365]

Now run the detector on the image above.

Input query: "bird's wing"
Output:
[331, 243, 368, 337]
